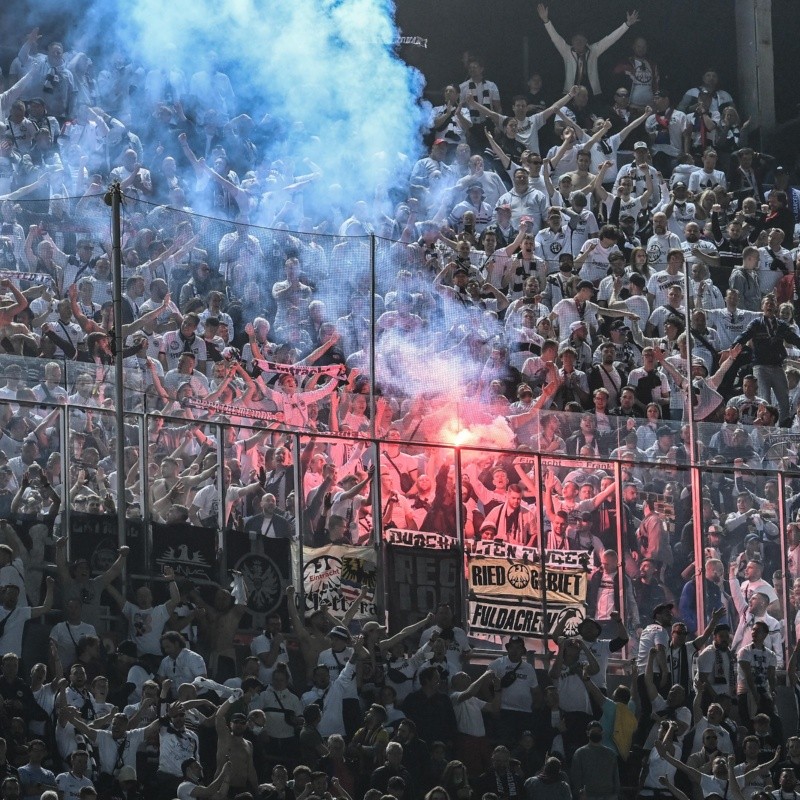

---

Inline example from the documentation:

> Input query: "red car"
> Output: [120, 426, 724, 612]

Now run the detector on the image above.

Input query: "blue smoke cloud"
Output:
[25, 0, 427, 209]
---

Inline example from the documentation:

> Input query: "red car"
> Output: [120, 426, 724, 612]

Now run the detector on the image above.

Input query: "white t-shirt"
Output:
[419, 626, 472, 676]
[251, 632, 290, 685]
[643, 694, 691, 750]
[688, 168, 727, 193]
[578, 238, 621, 285]
[696, 644, 737, 696]
[94, 727, 146, 774]
[580, 638, 612, 689]
[122, 601, 171, 656]
[158, 726, 199, 776]
[0, 604, 32, 656]
[487, 655, 539, 712]
[158, 648, 208, 686]
[55, 772, 94, 800]
[637, 623, 669, 669]
[646, 269, 685, 308]
[177, 782, 200, 800]
[450, 690, 487, 736]
[736, 644, 777, 694]
[50, 621, 97, 668]
[317, 647, 353, 681]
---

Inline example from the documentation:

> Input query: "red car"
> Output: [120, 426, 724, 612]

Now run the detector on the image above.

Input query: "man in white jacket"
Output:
[537, 4, 641, 97]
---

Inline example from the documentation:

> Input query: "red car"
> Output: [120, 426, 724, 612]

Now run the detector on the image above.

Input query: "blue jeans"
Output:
[753, 364, 790, 423]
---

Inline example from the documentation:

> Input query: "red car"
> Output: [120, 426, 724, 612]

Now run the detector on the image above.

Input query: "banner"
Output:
[468, 598, 585, 637]
[466, 539, 589, 569]
[300, 544, 377, 618]
[254, 359, 346, 379]
[0, 270, 55, 285]
[151, 522, 216, 582]
[541, 458, 614, 472]
[184, 397, 284, 423]
[69, 513, 145, 575]
[385, 543, 462, 630]
[225, 529, 290, 622]
[468, 558, 587, 605]
[383, 528, 458, 551]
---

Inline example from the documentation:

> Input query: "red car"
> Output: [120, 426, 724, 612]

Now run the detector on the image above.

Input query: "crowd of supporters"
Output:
[1, 5, 800, 800]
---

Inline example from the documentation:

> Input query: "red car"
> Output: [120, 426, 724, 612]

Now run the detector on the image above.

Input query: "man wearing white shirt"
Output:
[659, 181, 698, 238]
[577, 226, 622, 286]
[419, 603, 472, 677]
[55, 749, 94, 800]
[459, 58, 501, 125]
[494, 168, 547, 228]
[157, 631, 208, 687]
[157, 700, 201, 797]
[454, 156, 509, 209]
[646, 214, 682, 270]
[729, 570, 782, 665]
[758, 228, 793, 295]
[536, 5, 640, 96]
[430, 85, 471, 146]
[251, 614, 290, 686]
[487, 635, 540, 742]
[688, 149, 727, 193]
[614, 143, 659, 199]
[737, 621, 779, 729]
[535, 207, 571, 272]
[645, 90, 690, 171]
[69, 711, 152, 780]
[50, 599, 97, 668]
[701, 289, 759, 349]
[646, 249, 686, 308]
[107, 571, 180, 662]
[257, 665, 303, 755]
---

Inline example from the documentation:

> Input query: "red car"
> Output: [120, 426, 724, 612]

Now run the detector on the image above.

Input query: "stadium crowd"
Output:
[1, 5, 800, 800]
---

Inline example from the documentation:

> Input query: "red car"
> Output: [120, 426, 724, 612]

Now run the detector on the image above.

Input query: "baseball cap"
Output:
[656, 425, 674, 437]
[634, 141, 649, 150]
[673, 180, 687, 188]
[505, 635, 525, 648]
[570, 320, 587, 332]
[329, 625, 352, 641]
[744, 533, 761, 543]
[775, 166, 787, 174]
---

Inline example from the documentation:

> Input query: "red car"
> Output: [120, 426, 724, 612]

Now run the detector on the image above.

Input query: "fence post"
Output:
[110, 182, 126, 549]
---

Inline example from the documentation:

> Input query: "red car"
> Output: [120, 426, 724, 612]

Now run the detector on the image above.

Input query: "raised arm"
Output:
[98, 546, 129, 587]
[485, 129, 512, 171]
[31, 576, 55, 619]
[284, 584, 312, 646]
[620, 106, 652, 143]
[379, 611, 434, 651]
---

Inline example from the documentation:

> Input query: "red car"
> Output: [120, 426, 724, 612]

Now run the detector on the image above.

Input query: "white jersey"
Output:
[646, 232, 683, 270]
[688, 168, 727, 193]
[535, 227, 570, 271]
